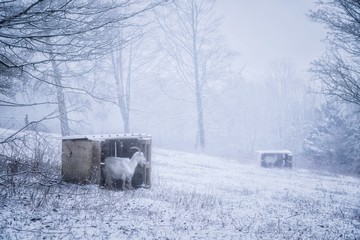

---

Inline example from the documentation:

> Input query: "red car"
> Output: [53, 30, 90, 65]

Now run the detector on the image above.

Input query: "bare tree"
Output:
[0, 0, 168, 135]
[156, 0, 235, 150]
[111, 43, 131, 133]
[310, 0, 360, 106]
[0, 0, 166, 73]
[109, 26, 149, 133]
[87, 14, 157, 134]
[50, 59, 71, 136]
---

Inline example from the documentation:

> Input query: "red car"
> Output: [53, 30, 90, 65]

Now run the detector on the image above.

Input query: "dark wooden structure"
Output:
[62, 138, 101, 184]
[256, 150, 292, 168]
[62, 134, 151, 189]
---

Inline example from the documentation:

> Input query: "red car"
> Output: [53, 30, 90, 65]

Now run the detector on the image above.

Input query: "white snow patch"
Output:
[0, 140, 359, 239]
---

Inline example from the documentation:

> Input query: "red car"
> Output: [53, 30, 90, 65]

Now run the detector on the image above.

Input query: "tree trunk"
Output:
[112, 47, 130, 133]
[51, 60, 70, 136]
[192, 4, 205, 150]
[195, 85, 205, 150]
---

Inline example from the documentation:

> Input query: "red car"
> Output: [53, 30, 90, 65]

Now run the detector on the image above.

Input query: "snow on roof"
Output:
[255, 150, 292, 154]
[62, 133, 152, 141]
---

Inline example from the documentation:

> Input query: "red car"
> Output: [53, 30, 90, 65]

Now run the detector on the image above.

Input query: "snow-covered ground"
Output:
[1, 146, 360, 239]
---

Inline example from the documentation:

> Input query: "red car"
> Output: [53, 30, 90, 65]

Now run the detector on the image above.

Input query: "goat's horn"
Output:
[130, 146, 141, 152]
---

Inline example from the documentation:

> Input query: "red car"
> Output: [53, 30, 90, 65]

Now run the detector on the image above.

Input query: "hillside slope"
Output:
[1, 148, 359, 239]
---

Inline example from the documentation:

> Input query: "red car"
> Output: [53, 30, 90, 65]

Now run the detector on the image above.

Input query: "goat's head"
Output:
[130, 146, 146, 167]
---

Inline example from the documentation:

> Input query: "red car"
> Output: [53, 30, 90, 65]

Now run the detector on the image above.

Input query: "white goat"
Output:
[103, 146, 146, 190]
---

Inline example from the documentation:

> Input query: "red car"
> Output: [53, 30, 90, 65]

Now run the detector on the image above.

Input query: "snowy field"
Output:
[0, 137, 360, 239]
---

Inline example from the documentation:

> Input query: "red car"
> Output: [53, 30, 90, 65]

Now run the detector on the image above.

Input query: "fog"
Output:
[0, 1, 333, 162]
[217, 0, 326, 75]
[1, 2, 360, 238]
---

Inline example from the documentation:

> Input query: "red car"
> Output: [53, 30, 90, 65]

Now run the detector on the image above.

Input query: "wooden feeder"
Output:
[62, 134, 152, 189]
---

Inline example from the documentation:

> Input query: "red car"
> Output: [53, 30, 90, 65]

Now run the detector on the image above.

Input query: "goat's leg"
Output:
[121, 179, 126, 190]
[127, 176, 134, 190]
[104, 177, 107, 188]
[128, 181, 133, 190]
[105, 177, 111, 189]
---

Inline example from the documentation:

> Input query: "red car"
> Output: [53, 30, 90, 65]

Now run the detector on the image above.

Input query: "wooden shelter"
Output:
[62, 134, 151, 189]
[256, 150, 293, 168]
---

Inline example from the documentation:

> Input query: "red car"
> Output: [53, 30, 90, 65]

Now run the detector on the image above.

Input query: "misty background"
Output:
[1, 0, 359, 175]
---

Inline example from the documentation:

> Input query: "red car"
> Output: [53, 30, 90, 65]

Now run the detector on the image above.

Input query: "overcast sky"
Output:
[216, 0, 327, 79]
